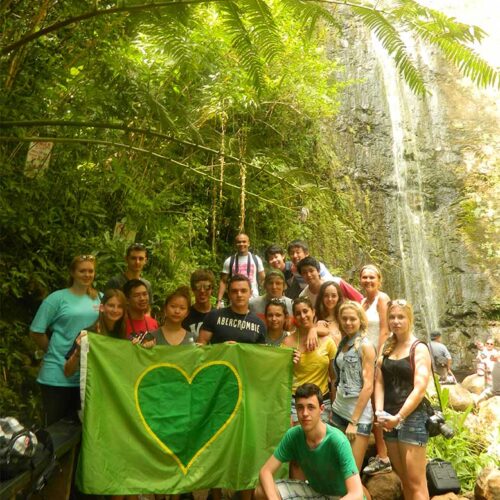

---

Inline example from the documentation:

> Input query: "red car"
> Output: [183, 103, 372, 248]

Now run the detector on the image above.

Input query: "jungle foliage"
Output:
[0, 1, 498, 423]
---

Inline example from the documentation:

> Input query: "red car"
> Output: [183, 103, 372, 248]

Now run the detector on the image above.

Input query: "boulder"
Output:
[447, 384, 474, 411]
[364, 471, 403, 499]
[430, 494, 466, 500]
[475, 466, 500, 499]
[461, 374, 485, 394]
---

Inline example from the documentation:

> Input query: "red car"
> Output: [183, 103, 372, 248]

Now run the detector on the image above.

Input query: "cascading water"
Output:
[370, 34, 442, 335]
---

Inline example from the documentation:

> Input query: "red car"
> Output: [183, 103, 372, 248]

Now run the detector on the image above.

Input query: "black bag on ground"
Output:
[426, 458, 461, 496]
[0, 417, 39, 479]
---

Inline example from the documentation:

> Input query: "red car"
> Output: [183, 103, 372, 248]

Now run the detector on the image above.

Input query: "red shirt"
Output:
[125, 315, 158, 339]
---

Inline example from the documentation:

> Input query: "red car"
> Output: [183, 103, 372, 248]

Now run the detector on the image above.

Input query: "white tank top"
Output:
[363, 294, 380, 348]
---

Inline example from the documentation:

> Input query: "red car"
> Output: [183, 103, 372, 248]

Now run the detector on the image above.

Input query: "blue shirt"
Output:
[30, 289, 101, 386]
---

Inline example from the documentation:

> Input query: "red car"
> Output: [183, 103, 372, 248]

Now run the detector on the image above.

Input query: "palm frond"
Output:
[352, 5, 427, 95]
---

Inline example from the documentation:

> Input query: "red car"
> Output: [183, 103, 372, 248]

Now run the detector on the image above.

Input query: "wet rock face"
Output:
[332, 16, 499, 369]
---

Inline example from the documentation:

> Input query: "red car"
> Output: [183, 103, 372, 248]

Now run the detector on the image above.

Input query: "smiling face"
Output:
[265, 276, 285, 299]
[340, 306, 361, 337]
[235, 234, 250, 255]
[128, 285, 149, 314]
[165, 296, 189, 325]
[267, 252, 285, 270]
[100, 295, 125, 323]
[265, 303, 286, 332]
[388, 305, 411, 337]
[322, 284, 339, 313]
[192, 280, 213, 307]
[289, 246, 307, 265]
[360, 267, 381, 293]
[293, 301, 315, 329]
[71, 260, 95, 288]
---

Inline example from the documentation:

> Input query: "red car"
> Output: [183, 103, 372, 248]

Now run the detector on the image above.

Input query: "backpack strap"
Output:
[228, 254, 236, 280]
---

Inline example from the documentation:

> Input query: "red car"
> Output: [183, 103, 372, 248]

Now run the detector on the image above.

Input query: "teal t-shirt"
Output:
[274, 424, 358, 496]
[31, 289, 101, 387]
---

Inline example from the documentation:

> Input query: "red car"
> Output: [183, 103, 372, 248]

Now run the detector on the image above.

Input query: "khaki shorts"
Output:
[275, 480, 340, 500]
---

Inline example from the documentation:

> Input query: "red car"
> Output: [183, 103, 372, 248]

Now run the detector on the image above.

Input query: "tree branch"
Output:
[0, 135, 297, 211]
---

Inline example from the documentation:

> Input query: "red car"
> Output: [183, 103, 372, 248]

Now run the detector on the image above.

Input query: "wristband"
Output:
[396, 413, 405, 424]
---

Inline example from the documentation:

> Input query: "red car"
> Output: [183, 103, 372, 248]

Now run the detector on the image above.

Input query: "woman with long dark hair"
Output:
[315, 280, 344, 346]
[64, 288, 127, 377]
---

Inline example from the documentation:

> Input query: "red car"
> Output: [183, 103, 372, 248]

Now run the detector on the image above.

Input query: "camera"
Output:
[426, 410, 454, 439]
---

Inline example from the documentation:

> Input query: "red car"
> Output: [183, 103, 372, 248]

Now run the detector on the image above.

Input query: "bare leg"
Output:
[373, 425, 389, 459]
[350, 434, 370, 472]
[399, 442, 429, 500]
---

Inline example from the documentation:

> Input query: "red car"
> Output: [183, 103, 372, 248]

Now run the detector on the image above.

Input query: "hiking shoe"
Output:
[363, 456, 392, 475]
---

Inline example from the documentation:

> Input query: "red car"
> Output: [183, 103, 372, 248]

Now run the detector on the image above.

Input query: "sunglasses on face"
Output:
[194, 285, 212, 292]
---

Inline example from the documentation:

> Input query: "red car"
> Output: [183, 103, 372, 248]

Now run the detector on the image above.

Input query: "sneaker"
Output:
[362, 456, 392, 475]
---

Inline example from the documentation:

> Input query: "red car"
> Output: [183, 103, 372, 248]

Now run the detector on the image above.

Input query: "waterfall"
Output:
[371, 34, 443, 335]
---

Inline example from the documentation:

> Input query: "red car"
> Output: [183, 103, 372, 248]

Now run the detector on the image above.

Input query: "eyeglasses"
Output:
[194, 284, 213, 292]
[77, 255, 95, 261]
[389, 299, 408, 307]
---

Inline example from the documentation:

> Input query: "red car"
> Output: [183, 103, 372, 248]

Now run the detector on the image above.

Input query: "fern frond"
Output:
[240, 0, 282, 63]
[280, 0, 342, 39]
[351, 5, 427, 95]
[218, 0, 264, 87]
[387, 0, 498, 88]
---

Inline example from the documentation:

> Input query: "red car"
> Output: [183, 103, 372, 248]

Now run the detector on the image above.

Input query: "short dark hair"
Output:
[265, 244, 286, 261]
[297, 256, 320, 274]
[294, 383, 323, 405]
[264, 298, 288, 317]
[228, 273, 251, 291]
[287, 239, 309, 254]
[123, 279, 148, 298]
[126, 243, 148, 257]
[190, 269, 215, 289]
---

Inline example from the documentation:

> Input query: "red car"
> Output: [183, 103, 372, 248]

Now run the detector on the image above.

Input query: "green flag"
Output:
[77, 333, 293, 495]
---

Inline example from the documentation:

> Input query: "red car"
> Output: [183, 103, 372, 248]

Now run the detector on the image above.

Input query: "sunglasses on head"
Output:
[77, 255, 95, 261]
[389, 299, 408, 307]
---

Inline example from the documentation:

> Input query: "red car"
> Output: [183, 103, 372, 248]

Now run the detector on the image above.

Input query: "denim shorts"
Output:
[291, 396, 331, 424]
[330, 412, 372, 437]
[384, 407, 429, 446]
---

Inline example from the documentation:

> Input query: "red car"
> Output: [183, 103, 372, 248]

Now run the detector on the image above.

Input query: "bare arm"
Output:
[258, 455, 283, 500]
[216, 273, 228, 306]
[30, 331, 49, 352]
[347, 343, 375, 432]
[376, 293, 390, 351]
[374, 355, 385, 413]
[341, 473, 364, 500]
[257, 270, 266, 287]
[197, 328, 213, 345]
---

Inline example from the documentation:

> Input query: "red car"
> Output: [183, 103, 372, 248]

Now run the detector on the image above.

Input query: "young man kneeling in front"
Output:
[255, 383, 365, 500]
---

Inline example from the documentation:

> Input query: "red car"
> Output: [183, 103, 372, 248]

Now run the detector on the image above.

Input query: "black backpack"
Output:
[0, 417, 57, 496]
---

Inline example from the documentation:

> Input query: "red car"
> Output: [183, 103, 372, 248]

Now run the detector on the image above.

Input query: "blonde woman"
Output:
[360, 264, 392, 475]
[331, 302, 376, 471]
[374, 299, 431, 499]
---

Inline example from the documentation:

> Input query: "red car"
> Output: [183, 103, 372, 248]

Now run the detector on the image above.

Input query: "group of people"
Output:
[29, 235, 447, 499]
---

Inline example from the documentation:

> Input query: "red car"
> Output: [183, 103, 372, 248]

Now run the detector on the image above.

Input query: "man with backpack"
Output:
[216, 233, 265, 306]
